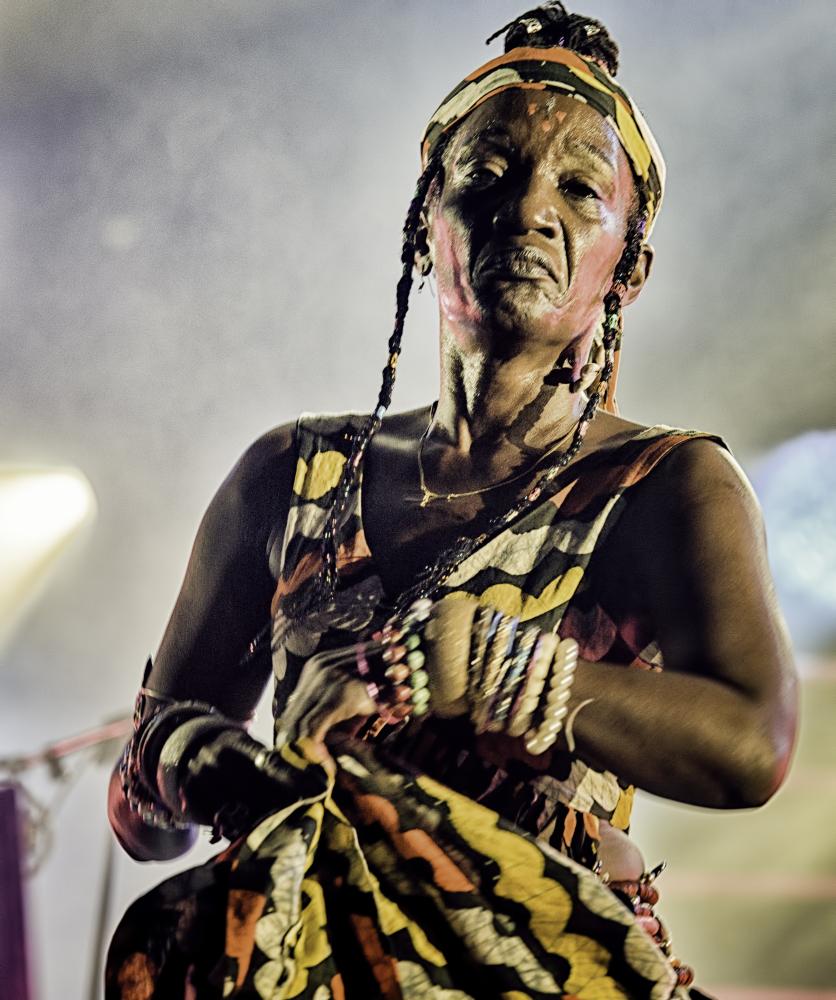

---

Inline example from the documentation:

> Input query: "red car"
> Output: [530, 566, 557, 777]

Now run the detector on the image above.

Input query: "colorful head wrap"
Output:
[421, 46, 666, 236]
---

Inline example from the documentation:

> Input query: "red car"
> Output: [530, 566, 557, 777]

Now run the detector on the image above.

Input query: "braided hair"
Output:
[290, 131, 454, 618]
[486, 1, 619, 74]
[294, 4, 648, 620]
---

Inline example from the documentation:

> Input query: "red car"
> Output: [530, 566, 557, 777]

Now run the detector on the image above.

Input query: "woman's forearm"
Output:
[564, 659, 789, 809]
[424, 595, 793, 810]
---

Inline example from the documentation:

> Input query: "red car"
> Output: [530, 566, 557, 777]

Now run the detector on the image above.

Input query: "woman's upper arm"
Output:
[145, 422, 297, 719]
[626, 439, 798, 777]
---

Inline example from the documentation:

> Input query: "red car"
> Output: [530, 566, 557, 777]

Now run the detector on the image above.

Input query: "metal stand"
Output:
[0, 717, 131, 1000]
[0, 784, 31, 1000]
[86, 828, 117, 1000]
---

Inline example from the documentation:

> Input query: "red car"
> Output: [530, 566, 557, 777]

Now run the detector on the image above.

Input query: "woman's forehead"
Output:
[451, 90, 622, 163]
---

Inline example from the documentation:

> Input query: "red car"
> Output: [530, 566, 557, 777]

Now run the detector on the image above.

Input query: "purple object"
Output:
[0, 785, 31, 1000]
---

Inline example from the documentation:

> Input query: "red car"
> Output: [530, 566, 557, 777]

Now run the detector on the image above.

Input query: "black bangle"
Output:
[155, 714, 240, 817]
[119, 680, 221, 832]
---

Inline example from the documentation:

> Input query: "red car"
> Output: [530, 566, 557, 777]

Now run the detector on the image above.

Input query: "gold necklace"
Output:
[416, 418, 577, 508]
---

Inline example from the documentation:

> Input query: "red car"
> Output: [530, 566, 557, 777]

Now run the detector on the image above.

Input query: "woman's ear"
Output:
[621, 243, 654, 306]
[414, 210, 433, 277]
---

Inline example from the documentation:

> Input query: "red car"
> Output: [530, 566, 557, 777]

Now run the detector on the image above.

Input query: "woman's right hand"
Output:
[278, 594, 479, 752]
[278, 653, 380, 755]
[177, 725, 329, 838]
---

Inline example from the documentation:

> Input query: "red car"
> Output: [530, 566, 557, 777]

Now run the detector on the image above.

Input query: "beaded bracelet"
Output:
[524, 637, 578, 754]
[470, 614, 516, 731]
[505, 633, 558, 738]
[365, 598, 579, 756]
[488, 625, 540, 731]
[467, 606, 496, 707]
[120, 679, 219, 831]
[372, 598, 434, 721]
[467, 609, 502, 706]
[480, 614, 515, 697]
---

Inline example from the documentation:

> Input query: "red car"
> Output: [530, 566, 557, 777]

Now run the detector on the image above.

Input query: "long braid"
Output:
[289, 132, 454, 619]
[596, 202, 647, 407]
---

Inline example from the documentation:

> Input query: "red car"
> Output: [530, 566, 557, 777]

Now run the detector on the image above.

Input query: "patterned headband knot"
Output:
[421, 46, 666, 236]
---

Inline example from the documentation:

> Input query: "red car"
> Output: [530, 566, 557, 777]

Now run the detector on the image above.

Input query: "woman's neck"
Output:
[433, 335, 587, 461]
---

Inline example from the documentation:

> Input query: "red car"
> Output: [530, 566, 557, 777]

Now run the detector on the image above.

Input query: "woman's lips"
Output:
[475, 245, 563, 290]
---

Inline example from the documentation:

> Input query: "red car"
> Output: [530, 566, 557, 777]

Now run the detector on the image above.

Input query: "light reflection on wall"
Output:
[0, 467, 96, 650]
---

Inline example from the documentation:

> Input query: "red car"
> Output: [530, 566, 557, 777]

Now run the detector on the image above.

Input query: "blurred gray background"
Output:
[1, 1, 835, 997]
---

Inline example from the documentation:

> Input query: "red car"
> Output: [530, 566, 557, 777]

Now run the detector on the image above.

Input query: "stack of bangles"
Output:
[355, 600, 579, 754]
[119, 685, 227, 832]
[467, 607, 578, 753]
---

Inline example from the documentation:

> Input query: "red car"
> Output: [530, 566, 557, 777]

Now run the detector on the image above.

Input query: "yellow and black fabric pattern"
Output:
[106, 412, 723, 998]
[272, 414, 724, 868]
[107, 737, 688, 999]
[420, 46, 666, 235]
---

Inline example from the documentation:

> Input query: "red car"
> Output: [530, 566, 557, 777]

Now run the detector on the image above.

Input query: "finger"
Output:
[639, 883, 659, 906]
[636, 915, 661, 937]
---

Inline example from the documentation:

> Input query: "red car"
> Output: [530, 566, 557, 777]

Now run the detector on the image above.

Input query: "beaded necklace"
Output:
[240, 299, 622, 669]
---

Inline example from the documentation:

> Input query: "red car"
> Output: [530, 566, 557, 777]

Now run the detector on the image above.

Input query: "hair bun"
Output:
[486, 2, 620, 77]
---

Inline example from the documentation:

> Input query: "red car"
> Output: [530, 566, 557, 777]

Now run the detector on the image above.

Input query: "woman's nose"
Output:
[493, 172, 560, 239]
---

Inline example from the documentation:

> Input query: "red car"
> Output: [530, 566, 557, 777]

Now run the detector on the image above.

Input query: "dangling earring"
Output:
[573, 339, 606, 393]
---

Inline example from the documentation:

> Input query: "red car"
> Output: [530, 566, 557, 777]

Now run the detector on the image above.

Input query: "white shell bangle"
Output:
[506, 633, 558, 737]
[524, 637, 579, 755]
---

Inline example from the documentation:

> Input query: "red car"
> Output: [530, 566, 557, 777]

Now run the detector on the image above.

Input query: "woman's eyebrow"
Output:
[561, 137, 616, 175]
[457, 126, 515, 157]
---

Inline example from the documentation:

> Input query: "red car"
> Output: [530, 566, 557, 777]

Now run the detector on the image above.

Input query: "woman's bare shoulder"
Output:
[379, 405, 434, 436]
[194, 422, 300, 576]
[225, 422, 297, 498]
[611, 428, 764, 594]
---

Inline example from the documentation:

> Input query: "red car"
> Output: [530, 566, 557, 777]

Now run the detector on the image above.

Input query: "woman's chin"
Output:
[475, 282, 569, 345]
[485, 269, 563, 306]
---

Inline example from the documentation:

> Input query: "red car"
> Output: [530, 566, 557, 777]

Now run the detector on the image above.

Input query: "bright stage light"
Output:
[0, 467, 97, 649]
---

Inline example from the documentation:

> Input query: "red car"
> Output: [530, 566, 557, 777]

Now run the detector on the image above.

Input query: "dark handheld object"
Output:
[110, 694, 320, 860]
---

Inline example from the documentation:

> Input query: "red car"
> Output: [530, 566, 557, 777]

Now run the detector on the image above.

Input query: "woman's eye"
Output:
[463, 162, 505, 184]
[561, 178, 599, 200]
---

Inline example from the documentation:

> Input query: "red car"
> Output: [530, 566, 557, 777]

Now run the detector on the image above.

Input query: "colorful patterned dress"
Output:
[107, 413, 722, 1000]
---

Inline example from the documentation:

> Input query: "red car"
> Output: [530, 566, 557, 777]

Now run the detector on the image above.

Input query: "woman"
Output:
[106, 4, 797, 998]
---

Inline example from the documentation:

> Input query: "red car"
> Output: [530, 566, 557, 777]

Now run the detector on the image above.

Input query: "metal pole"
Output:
[0, 784, 32, 1000]
[86, 829, 117, 1000]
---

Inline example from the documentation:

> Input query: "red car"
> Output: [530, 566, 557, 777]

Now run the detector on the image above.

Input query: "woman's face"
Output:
[425, 89, 639, 360]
